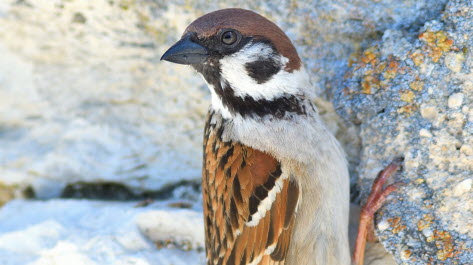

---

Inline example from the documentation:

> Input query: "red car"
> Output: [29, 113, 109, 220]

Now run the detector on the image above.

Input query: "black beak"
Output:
[160, 37, 209, 65]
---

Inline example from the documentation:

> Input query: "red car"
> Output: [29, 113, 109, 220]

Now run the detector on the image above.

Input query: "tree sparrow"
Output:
[161, 8, 400, 265]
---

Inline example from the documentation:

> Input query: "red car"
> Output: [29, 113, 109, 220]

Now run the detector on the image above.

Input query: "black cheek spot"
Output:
[244, 57, 281, 84]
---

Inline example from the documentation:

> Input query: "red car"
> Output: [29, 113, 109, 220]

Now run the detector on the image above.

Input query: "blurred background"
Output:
[2, 0, 473, 264]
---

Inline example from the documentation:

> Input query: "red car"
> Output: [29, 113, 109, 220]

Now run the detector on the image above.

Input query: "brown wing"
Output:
[202, 111, 299, 265]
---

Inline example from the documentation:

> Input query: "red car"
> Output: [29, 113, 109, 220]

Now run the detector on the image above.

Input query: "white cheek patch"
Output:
[219, 42, 310, 101]
[200, 75, 233, 119]
[211, 92, 232, 119]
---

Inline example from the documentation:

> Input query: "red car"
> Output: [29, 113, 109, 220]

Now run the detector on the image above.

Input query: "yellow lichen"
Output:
[410, 80, 424, 91]
[360, 46, 379, 67]
[388, 217, 407, 234]
[401, 249, 412, 260]
[419, 31, 454, 62]
[434, 230, 455, 261]
[348, 52, 361, 67]
[0, 182, 16, 206]
[383, 60, 399, 79]
[361, 75, 380, 94]
[397, 105, 417, 115]
[118, 0, 135, 10]
[417, 214, 434, 231]
[415, 178, 425, 184]
[410, 51, 425, 66]
[377, 61, 387, 72]
[401, 90, 415, 102]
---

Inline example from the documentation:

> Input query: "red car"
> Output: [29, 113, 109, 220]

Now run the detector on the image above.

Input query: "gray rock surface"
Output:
[334, 0, 473, 263]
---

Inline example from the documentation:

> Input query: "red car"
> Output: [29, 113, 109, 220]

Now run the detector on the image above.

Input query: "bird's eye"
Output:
[221, 30, 238, 45]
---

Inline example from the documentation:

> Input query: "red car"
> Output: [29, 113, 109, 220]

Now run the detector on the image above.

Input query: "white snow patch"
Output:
[0, 199, 205, 265]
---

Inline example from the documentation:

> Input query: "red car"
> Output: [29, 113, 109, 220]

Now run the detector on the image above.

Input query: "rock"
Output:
[0, 184, 15, 207]
[0, 0, 209, 198]
[60, 180, 201, 201]
[448, 93, 464, 108]
[333, 0, 473, 263]
[349, 204, 397, 265]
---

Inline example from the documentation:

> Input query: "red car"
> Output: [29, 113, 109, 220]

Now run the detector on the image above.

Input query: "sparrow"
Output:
[161, 8, 401, 265]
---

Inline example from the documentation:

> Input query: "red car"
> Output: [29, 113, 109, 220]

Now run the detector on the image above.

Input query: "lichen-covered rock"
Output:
[334, 0, 473, 263]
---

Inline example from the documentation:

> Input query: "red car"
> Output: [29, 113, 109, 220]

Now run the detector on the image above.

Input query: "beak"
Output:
[160, 37, 209, 65]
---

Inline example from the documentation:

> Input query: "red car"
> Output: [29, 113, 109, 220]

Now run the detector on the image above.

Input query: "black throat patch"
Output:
[219, 81, 306, 119]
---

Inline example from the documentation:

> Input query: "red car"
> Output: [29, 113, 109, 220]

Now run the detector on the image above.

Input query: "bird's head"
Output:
[162, 8, 312, 119]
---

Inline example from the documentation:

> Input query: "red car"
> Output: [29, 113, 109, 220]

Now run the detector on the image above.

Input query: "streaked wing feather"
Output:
[203, 111, 299, 265]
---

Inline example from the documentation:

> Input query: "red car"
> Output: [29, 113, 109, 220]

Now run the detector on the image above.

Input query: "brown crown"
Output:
[184, 8, 301, 72]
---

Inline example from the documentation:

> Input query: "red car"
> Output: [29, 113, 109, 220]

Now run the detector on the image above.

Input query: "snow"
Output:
[0, 199, 205, 265]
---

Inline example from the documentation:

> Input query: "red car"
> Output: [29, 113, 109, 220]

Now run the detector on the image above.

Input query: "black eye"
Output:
[221, 30, 237, 45]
